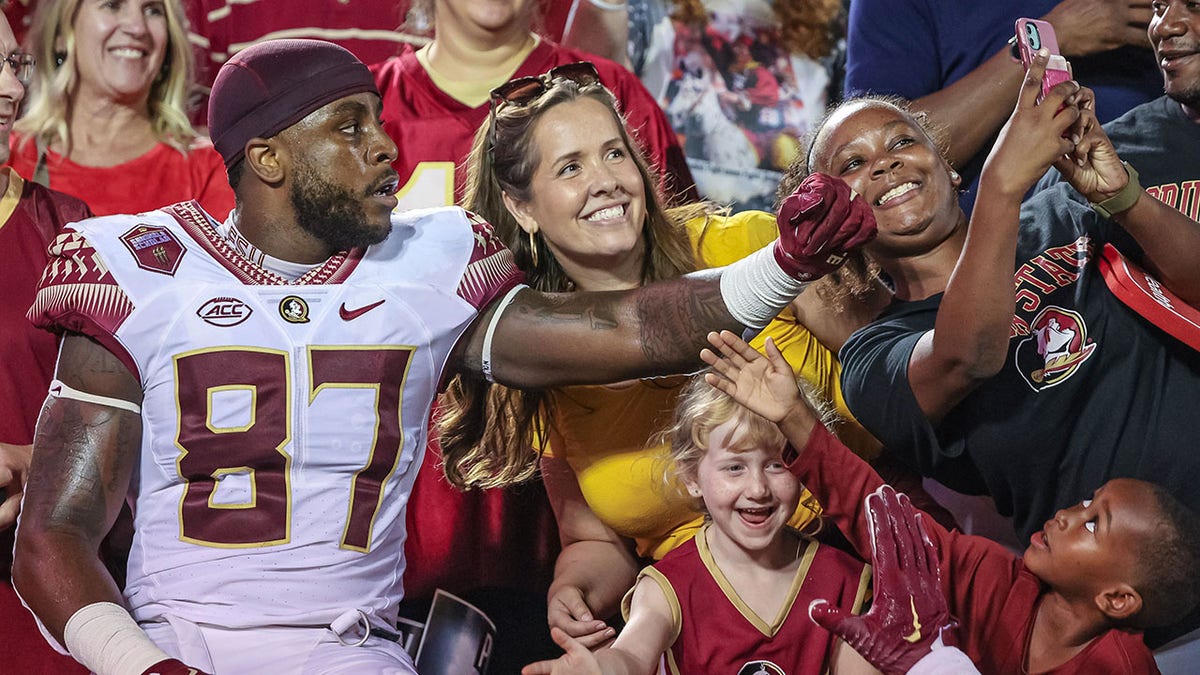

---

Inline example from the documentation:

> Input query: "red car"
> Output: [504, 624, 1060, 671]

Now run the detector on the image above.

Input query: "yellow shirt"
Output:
[545, 211, 876, 560]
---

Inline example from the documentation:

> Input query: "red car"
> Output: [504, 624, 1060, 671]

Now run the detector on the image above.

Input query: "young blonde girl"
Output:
[523, 373, 877, 675]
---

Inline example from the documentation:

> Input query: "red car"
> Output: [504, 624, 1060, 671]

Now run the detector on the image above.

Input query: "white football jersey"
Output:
[31, 201, 522, 631]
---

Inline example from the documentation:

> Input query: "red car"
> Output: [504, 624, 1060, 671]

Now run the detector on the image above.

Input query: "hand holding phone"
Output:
[1015, 18, 1073, 103]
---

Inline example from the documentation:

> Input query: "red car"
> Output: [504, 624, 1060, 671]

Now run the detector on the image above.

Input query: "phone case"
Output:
[1015, 18, 1072, 101]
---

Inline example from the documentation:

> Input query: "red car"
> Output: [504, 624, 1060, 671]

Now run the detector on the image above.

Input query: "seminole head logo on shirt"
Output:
[1014, 306, 1096, 390]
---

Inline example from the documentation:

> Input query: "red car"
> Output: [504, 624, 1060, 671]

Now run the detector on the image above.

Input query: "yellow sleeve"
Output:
[685, 210, 778, 269]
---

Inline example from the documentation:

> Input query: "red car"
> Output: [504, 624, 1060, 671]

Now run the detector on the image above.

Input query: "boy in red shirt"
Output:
[703, 330, 1200, 674]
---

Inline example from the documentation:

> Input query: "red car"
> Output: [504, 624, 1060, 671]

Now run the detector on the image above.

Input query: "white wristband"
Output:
[64, 602, 173, 675]
[481, 285, 526, 383]
[719, 244, 810, 330]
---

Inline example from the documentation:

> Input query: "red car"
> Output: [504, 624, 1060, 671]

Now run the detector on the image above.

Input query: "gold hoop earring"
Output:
[529, 230, 539, 268]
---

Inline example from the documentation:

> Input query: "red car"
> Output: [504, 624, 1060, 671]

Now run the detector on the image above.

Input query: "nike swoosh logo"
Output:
[339, 299, 386, 321]
[903, 596, 922, 643]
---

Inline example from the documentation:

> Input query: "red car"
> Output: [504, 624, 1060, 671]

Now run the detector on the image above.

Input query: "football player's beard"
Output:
[290, 164, 391, 253]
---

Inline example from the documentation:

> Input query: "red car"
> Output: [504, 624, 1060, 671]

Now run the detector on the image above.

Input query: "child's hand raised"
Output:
[522, 627, 603, 675]
[701, 331, 800, 423]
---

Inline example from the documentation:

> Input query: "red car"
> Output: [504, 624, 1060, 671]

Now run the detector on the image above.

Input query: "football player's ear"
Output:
[245, 137, 285, 185]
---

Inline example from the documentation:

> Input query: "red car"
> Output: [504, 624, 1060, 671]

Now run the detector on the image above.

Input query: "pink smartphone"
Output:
[1015, 18, 1072, 102]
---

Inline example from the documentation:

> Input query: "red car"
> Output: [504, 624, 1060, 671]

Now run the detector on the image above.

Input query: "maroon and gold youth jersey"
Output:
[636, 525, 871, 675]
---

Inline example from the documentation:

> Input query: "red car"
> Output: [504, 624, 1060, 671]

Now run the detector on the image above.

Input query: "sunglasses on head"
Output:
[488, 61, 601, 110]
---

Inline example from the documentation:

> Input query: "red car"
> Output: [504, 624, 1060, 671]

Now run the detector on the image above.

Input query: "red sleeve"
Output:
[454, 211, 525, 310]
[788, 423, 887, 557]
[28, 228, 140, 379]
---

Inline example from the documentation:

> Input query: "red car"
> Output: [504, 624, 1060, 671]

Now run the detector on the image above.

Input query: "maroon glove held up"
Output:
[774, 172, 877, 280]
[809, 485, 955, 675]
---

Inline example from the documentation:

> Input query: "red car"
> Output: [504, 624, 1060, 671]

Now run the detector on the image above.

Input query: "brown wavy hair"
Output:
[438, 75, 707, 489]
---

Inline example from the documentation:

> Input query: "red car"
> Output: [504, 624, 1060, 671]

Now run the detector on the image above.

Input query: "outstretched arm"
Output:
[891, 0, 1151, 170]
[13, 334, 208, 675]
[464, 173, 878, 389]
[523, 575, 676, 675]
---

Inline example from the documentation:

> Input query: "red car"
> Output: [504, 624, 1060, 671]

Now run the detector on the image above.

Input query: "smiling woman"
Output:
[9, 0, 235, 217]
[437, 66, 890, 655]
[793, 63, 1200, 646]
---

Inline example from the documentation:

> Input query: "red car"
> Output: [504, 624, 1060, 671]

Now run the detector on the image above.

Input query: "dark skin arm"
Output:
[1054, 101, 1200, 305]
[459, 269, 739, 388]
[11, 334, 142, 644]
[912, 0, 1152, 170]
[909, 58, 1082, 420]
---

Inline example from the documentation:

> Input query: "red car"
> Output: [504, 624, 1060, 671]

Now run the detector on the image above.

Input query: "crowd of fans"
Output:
[2, 0, 1199, 674]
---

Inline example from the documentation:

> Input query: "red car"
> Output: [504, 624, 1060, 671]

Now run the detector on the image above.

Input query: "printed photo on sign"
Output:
[659, 0, 838, 211]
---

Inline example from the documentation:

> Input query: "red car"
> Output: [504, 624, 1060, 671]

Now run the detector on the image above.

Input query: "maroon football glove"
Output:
[774, 172, 877, 281]
[141, 659, 211, 675]
[809, 485, 955, 675]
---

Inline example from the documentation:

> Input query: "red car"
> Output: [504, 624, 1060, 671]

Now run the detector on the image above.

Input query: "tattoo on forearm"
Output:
[636, 278, 732, 364]
[510, 293, 620, 330]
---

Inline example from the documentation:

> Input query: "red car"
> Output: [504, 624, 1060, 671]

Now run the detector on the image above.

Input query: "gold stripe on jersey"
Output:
[696, 524, 818, 638]
[0, 168, 23, 235]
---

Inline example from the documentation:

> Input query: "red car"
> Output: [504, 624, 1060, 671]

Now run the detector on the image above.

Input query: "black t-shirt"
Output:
[841, 189, 1200, 539]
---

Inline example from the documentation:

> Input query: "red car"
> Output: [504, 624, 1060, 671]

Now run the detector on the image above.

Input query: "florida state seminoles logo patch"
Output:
[279, 295, 310, 324]
[737, 661, 785, 675]
[1015, 306, 1096, 390]
[120, 224, 186, 275]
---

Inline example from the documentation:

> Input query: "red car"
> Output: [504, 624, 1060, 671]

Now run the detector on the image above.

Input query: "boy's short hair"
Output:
[1126, 483, 1200, 629]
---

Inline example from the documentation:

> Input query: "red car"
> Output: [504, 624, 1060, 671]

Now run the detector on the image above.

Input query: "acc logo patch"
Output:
[197, 297, 252, 327]
[1015, 306, 1096, 390]
[738, 661, 785, 675]
[279, 295, 310, 324]
[120, 224, 186, 275]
